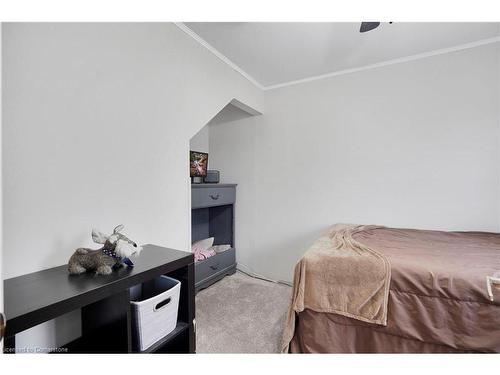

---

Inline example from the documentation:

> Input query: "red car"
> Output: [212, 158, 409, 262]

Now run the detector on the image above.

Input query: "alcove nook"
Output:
[189, 98, 261, 291]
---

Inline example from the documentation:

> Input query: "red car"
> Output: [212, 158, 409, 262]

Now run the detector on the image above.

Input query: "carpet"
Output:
[195, 271, 292, 353]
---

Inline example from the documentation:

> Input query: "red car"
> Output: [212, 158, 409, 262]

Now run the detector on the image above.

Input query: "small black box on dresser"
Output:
[204, 170, 220, 184]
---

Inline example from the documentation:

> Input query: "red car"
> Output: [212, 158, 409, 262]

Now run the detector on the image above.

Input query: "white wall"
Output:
[0, 22, 3, 354]
[3, 23, 263, 279]
[190, 125, 210, 154]
[2, 22, 263, 349]
[189, 102, 261, 173]
[210, 43, 500, 282]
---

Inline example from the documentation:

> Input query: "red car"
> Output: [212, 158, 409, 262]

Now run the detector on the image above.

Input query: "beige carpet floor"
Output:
[195, 271, 292, 353]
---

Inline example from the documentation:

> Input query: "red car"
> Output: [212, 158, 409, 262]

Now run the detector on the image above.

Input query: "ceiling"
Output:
[183, 22, 500, 88]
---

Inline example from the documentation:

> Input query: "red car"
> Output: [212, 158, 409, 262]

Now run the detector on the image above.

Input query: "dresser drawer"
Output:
[195, 248, 236, 284]
[192, 186, 235, 209]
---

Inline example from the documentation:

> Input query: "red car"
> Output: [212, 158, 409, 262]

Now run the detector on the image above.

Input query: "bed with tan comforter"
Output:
[282, 225, 500, 353]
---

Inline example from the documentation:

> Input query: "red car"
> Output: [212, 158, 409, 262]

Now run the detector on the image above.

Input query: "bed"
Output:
[282, 225, 500, 353]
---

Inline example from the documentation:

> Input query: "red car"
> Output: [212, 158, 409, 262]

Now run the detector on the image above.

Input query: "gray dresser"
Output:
[191, 183, 237, 292]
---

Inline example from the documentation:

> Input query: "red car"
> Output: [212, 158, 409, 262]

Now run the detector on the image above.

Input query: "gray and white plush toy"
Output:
[68, 225, 142, 275]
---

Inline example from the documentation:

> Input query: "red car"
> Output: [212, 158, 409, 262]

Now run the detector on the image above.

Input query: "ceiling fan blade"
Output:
[360, 22, 381, 33]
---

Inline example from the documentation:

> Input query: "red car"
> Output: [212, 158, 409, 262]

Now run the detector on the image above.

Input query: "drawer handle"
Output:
[209, 264, 220, 270]
[210, 194, 220, 200]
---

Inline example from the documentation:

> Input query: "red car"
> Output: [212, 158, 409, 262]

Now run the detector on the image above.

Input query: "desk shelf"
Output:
[3, 245, 195, 354]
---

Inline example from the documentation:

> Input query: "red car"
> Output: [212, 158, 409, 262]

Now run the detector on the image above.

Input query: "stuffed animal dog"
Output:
[68, 225, 142, 275]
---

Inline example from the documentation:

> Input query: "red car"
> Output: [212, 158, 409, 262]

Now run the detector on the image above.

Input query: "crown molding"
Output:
[174, 22, 265, 90]
[176, 23, 500, 92]
[264, 35, 500, 90]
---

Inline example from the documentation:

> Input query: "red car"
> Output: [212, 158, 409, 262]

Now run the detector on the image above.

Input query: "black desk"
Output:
[3, 245, 195, 353]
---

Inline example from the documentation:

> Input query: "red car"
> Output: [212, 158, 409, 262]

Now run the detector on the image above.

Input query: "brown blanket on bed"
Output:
[282, 224, 391, 352]
[288, 226, 500, 353]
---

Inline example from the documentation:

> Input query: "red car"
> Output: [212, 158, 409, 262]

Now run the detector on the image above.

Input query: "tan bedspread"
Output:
[281, 224, 391, 352]
[288, 226, 500, 353]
